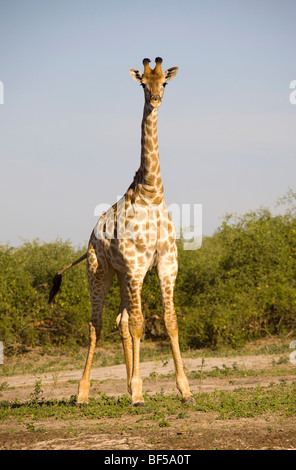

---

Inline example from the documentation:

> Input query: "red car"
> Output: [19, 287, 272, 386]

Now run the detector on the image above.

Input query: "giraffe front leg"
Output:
[129, 322, 144, 407]
[157, 265, 195, 404]
[127, 278, 145, 406]
[116, 272, 133, 395]
[167, 323, 195, 404]
[116, 308, 133, 395]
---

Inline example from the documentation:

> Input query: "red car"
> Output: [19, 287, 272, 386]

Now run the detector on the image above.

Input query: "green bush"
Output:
[0, 190, 296, 352]
[0, 240, 90, 352]
[176, 192, 296, 349]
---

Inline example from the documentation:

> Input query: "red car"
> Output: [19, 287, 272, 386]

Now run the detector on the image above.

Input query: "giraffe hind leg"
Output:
[115, 272, 133, 395]
[77, 320, 97, 404]
[77, 263, 114, 404]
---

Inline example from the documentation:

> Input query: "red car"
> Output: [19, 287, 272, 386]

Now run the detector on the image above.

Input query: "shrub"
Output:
[0, 190, 295, 351]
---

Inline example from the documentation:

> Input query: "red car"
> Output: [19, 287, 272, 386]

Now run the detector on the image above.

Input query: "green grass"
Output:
[1, 381, 296, 423]
[197, 382, 296, 419]
[188, 361, 295, 381]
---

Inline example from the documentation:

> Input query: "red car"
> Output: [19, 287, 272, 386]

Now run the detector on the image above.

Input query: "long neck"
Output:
[138, 102, 164, 203]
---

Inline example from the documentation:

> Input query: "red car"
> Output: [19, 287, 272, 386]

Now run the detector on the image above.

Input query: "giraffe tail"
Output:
[48, 252, 87, 303]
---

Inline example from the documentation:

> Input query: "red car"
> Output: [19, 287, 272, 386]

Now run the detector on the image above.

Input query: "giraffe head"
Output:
[129, 57, 178, 108]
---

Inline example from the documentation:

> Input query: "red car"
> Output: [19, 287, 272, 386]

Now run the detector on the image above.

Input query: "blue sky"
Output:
[0, 0, 295, 246]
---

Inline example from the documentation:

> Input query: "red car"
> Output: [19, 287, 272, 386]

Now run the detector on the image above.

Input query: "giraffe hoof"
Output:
[77, 396, 89, 405]
[132, 401, 145, 407]
[182, 396, 196, 405]
[77, 389, 89, 405]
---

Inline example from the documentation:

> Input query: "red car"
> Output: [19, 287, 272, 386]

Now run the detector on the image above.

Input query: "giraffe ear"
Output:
[164, 67, 179, 81]
[129, 68, 143, 82]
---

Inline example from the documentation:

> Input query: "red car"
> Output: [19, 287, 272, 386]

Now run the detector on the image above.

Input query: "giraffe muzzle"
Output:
[150, 95, 162, 107]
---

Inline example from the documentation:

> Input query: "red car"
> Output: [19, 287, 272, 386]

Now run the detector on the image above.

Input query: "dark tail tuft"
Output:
[48, 252, 87, 303]
[48, 273, 63, 303]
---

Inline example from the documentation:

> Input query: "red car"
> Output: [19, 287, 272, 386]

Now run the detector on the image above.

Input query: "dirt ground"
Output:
[1, 353, 296, 450]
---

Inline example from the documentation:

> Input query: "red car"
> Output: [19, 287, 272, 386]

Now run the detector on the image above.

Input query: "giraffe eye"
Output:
[141, 83, 146, 89]
[163, 82, 168, 88]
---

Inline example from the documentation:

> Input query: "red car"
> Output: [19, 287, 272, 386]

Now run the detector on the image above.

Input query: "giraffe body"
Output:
[76, 58, 194, 406]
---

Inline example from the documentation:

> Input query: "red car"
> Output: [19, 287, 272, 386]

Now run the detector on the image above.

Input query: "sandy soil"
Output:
[1, 353, 296, 450]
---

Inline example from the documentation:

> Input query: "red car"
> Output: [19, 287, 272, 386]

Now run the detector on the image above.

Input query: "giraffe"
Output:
[49, 57, 195, 406]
